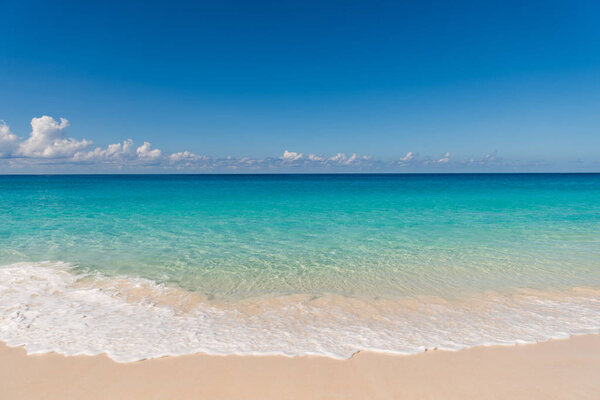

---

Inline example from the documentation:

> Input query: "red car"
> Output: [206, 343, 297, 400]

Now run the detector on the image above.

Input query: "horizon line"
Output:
[1, 172, 599, 176]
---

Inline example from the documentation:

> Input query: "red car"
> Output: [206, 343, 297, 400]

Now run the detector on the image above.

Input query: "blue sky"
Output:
[1, 0, 599, 172]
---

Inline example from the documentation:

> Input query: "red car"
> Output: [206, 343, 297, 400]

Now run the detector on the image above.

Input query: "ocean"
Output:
[1, 174, 599, 362]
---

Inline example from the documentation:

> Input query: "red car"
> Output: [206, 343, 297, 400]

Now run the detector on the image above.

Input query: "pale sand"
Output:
[1, 335, 599, 400]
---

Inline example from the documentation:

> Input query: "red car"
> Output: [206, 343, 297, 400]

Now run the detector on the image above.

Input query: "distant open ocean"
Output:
[1, 174, 599, 362]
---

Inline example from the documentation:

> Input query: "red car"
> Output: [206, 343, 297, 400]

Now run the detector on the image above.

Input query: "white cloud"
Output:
[328, 153, 346, 163]
[400, 151, 414, 162]
[0, 121, 18, 157]
[73, 139, 135, 162]
[237, 157, 256, 165]
[325, 153, 361, 165]
[344, 153, 358, 164]
[168, 150, 204, 163]
[0, 116, 515, 172]
[136, 142, 162, 160]
[466, 151, 499, 166]
[281, 150, 303, 161]
[18, 116, 91, 158]
[437, 152, 450, 163]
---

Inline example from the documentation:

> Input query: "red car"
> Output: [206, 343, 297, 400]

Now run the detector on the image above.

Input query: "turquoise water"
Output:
[1, 174, 600, 361]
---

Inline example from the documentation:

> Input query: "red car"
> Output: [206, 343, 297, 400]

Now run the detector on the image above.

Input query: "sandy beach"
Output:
[3, 0, 600, 397]
[1, 334, 599, 400]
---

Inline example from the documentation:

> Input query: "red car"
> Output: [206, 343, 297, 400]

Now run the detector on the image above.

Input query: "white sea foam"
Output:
[1, 261, 600, 362]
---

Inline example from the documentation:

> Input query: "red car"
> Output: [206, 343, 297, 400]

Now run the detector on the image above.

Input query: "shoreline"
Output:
[4, 261, 600, 363]
[2, 334, 599, 399]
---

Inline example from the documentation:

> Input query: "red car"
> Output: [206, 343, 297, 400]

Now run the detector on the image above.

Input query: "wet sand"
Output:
[1, 334, 599, 399]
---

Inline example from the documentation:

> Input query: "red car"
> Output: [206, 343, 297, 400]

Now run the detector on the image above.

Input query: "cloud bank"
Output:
[0, 115, 575, 173]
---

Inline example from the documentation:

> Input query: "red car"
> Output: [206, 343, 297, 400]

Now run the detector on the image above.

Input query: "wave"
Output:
[1, 261, 599, 362]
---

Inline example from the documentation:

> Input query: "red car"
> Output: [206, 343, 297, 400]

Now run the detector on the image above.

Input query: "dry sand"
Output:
[1, 335, 599, 399]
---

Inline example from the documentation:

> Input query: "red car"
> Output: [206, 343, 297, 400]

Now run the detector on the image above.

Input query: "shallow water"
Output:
[1, 174, 599, 361]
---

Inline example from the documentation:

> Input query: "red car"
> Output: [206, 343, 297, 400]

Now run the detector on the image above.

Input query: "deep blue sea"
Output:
[1, 174, 599, 361]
